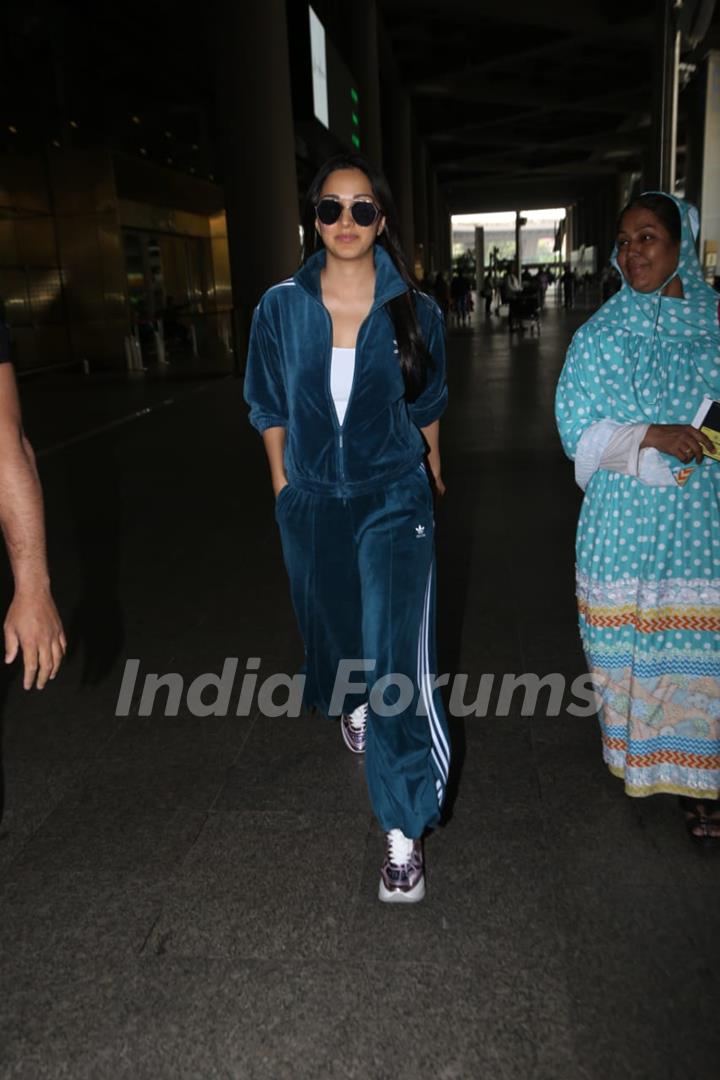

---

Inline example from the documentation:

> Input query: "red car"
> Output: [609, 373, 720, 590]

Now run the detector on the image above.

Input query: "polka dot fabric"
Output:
[555, 193, 720, 797]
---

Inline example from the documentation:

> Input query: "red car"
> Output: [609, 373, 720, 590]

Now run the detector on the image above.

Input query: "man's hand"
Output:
[641, 424, 715, 464]
[4, 588, 66, 689]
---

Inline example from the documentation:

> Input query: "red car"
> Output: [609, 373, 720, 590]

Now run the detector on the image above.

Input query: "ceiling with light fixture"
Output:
[2, 0, 719, 216]
[378, 0, 720, 211]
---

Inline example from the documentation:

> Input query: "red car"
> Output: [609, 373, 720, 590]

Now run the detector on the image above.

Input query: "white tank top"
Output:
[330, 346, 356, 426]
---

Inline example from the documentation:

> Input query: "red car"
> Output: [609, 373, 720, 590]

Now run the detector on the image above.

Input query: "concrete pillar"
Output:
[434, 178, 446, 275]
[426, 170, 437, 274]
[427, 170, 447, 275]
[438, 185, 451, 275]
[347, 0, 383, 168]
[211, 0, 300, 364]
[618, 173, 634, 214]
[474, 227, 485, 286]
[651, 0, 681, 192]
[412, 135, 429, 279]
[515, 211, 523, 278]
[382, 85, 414, 261]
[599, 180, 618, 267]
[683, 71, 706, 210]
[699, 50, 720, 281]
[565, 205, 575, 263]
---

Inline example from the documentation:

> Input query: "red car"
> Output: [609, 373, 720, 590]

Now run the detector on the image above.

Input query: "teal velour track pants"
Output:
[274, 464, 450, 838]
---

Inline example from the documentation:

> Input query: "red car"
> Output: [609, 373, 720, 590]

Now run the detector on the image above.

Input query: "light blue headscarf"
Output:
[556, 192, 720, 461]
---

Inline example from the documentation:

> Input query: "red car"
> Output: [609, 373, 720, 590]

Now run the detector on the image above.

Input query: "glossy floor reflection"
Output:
[1, 295, 718, 1079]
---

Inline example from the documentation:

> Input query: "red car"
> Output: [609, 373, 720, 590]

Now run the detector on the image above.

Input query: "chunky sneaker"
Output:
[341, 702, 368, 754]
[379, 829, 425, 903]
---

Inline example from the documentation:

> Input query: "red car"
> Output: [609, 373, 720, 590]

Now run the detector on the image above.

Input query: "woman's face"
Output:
[315, 167, 384, 262]
[616, 206, 680, 293]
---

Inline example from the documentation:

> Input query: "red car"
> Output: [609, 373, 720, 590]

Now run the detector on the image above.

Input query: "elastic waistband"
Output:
[286, 457, 425, 499]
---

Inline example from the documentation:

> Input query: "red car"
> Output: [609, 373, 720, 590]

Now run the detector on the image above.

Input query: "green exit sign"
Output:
[350, 88, 360, 147]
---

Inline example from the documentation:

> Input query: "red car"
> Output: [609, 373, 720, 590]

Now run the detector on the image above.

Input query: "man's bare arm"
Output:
[0, 364, 65, 688]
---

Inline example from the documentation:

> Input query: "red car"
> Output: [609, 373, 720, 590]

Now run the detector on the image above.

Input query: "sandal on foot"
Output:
[678, 796, 720, 847]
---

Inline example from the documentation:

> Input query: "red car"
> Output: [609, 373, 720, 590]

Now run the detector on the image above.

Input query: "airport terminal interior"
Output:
[1, 1, 720, 1077]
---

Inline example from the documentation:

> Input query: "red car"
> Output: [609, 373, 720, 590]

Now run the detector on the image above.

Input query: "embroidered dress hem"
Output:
[605, 761, 720, 799]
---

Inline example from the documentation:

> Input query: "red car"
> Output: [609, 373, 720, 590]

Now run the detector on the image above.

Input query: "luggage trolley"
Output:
[508, 290, 541, 336]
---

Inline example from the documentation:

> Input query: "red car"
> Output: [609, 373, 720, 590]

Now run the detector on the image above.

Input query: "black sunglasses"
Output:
[315, 197, 381, 228]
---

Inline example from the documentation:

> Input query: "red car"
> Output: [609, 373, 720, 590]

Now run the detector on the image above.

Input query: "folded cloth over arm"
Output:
[574, 420, 675, 490]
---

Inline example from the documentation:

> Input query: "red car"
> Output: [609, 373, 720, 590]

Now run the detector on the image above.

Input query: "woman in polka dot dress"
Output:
[555, 192, 720, 842]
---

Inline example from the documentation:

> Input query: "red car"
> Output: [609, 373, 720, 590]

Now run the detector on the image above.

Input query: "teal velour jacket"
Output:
[244, 244, 448, 499]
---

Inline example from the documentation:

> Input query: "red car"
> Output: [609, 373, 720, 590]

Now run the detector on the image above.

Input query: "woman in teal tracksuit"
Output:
[244, 153, 449, 903]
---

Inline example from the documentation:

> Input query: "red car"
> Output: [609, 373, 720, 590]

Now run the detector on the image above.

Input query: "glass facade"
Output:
[0, 146, 233, 371]
[452, 209, 568, 270]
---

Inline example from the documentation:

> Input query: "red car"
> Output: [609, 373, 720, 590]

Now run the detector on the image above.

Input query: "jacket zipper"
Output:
[335, 315, 374, 489]
[319, 307, 345, 485]
[308, 275, 407, 492]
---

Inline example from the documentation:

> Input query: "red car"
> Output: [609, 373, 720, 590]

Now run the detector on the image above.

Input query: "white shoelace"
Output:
[386, 828, 414, 865]
[348, 702, 368, 730]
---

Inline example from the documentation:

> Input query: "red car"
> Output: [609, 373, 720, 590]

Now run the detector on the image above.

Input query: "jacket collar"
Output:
[294, 244, 410, 311]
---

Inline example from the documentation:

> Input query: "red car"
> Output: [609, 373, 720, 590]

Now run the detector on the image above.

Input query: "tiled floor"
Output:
[1, 293, 718, 1079]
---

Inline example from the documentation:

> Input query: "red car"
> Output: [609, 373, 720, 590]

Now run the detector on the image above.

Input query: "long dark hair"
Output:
[618, 193, 681, 243]
[301, 152, 432, 402]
